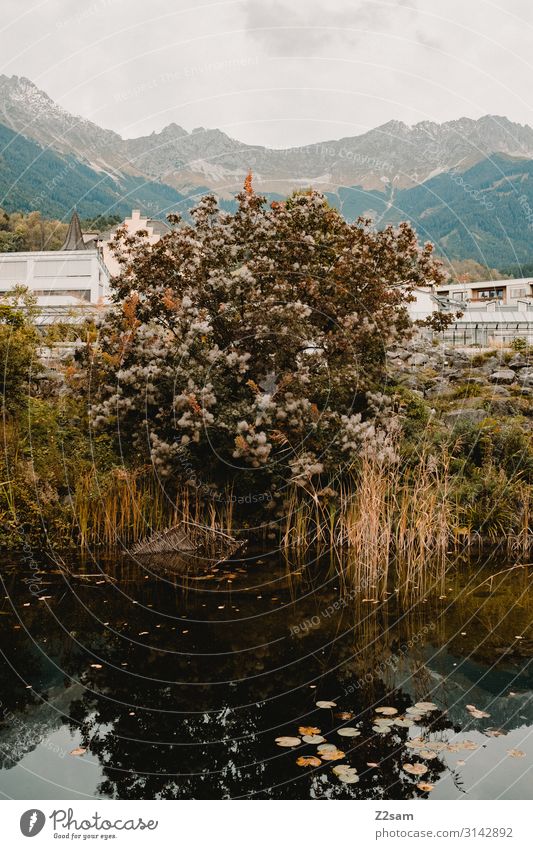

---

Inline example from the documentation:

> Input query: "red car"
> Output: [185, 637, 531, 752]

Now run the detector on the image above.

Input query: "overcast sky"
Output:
[1, 0, 533, 147]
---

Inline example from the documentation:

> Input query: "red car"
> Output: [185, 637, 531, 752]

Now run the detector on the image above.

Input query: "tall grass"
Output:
[72, 467, 235, 549]
[282, 445, 459, 593]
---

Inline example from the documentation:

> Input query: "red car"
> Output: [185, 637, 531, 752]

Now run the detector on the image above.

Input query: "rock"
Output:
[489, 369, 517, 385]
[443, 409, 488, 426]
[518, 369, 533, 387]
[425, 382, 452, 399]
[387, 348, 410, 360]
[489, 385, 511, 397]
[407, 352, 429, 366]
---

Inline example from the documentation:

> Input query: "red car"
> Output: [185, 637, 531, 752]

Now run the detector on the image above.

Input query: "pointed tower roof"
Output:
[61, 211, 87, 251]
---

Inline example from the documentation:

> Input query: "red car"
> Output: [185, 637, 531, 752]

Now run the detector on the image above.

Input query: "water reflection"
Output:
[0, 550, 531, 799]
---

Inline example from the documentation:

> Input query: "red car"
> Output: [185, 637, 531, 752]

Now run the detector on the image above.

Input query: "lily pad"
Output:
[507, 749, 526, 758]
[417, 782, 434, 792]
[296, 756, 321, 767]
[337, 727, 361, 737]
[317, 743, 338, 753]
[302, 734, 325, 744]
[275, 736, 301, 747]
[418, 749, 438, 760]
[69, 747, 86, 757]
[335, 711, 354, 720]
[338, 772, 359, 784]
[394, 718, 414, 728]
[375, 707, 398, 716]
[373, 717, 395, 727]
[403, 762, 428, 776]
[332, 764, 357, 775]
[316, 700, 337, 709]
[415, 702, 438, 711]
[372, 725, 391, 735]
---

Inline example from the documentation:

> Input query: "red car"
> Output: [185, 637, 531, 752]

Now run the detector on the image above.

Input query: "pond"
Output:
[0, 549, 531, 799]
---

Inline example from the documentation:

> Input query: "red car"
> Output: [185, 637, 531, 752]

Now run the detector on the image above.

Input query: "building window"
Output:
[511, 287, 527, 298]
[32, 289, 92, 301]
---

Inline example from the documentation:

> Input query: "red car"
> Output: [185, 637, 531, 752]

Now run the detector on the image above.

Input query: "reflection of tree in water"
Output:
[0, 554, 531, 798]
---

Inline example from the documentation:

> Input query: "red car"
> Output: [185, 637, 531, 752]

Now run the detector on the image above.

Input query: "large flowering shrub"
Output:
[80, 186, 445, 507]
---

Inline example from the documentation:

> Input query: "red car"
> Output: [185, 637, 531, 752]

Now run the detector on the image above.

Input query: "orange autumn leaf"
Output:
[296, 756, 321, 767]
[244, 171, 253, 194]
[298, 726, 321, 736]
[320, 749, 346, 761]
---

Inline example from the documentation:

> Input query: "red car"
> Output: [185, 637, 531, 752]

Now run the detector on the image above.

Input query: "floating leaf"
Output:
[335, 711, 353, 720]
[332, 764, 357, 775]
[298, 726, 321, 736]
[406, 738, 425, 749]
[415, 702, 438, 712]
[375, 707, 398, 716]
[90, 664, 103, 669]
[405, 707, 424, 717]
[418, 749, 438, 760]
[484, 728, 507, 738]
[507, 749, 526, 759]
[372, 725, 391, 735]
[374, 717, 395, 727]
[317, 743, 338, 753]
[417, 782, 434, 792]
[296, 756, 321, 767]
[366, 762, 379, 767]
[337, 727, 361, 737]
[422, 741, 447, 752]
[403, 762, 428, 776]
[394, 718, 414, 728]
[69, 747, 86, 757]
[316, 700, 337, 709]
[302, 734, 325, 744]
[275, 736, 301, 747]
[321, 749, 346, 761]
[338, 772, 359, 784]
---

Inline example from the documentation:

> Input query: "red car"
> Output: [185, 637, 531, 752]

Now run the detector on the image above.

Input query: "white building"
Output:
[100, 209, 170, 277]
[0, 212, 109, 311]
[435, 278, 533, 307]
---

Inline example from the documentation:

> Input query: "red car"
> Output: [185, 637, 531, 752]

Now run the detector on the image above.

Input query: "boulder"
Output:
[489, 369, 517, 385]
[443, 409, 488, 426]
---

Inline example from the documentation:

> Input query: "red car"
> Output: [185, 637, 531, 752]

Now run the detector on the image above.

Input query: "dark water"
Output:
[0, 549, 531, 800]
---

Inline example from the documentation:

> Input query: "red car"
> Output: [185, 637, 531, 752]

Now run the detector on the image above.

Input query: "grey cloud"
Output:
[243, 0, 415, 55]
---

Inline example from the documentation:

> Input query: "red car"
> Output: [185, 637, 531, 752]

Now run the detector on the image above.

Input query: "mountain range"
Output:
[1, 74, 533, 267]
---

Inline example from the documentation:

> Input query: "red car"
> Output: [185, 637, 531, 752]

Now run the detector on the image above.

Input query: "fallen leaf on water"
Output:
[90, 664, 103, 669]
[335, 711, 353, 720]
[375, 707, 398, 716]
[366, 762, 379, 768]
[457, 760, 466, 766]
[507, 749, 526, 759]
[374, 717, 395, 726]
[302, 734, 325, 744]
[275, 736, 301, 747]
[69, 747, 86, 757]
[296, 756, 321, 767]
[418, 750, 438, 760]
[403, 762, 428, 776]
[417, 782, 434, 792]
[394, 718, 414, 728]
[321, 749, 346, 761]
[405, 707, 424, 717]
[298, 726, 321, 736]
[484, 728, 507, 738]
[337, 727, 361, 737]
[372, 725, 391, 735]
[316, 700, 337, 709]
